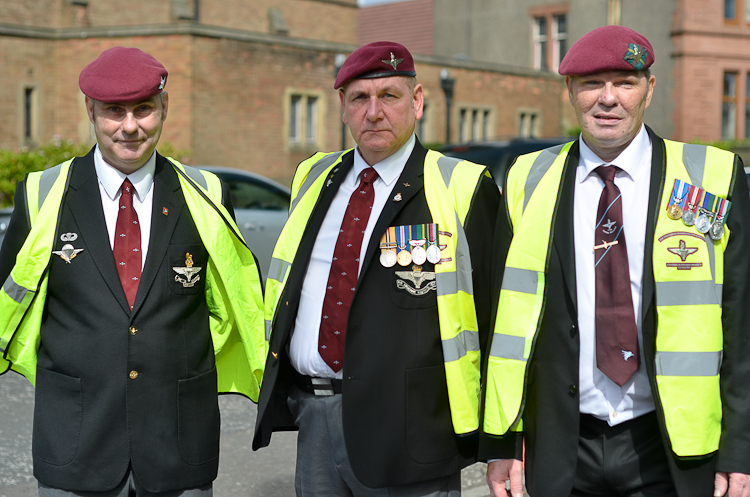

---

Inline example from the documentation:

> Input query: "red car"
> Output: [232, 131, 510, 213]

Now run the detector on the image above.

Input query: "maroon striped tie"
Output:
[318, 168, 378, 372]
[113, 178, 141, 311]
[593, 166, 639, 386]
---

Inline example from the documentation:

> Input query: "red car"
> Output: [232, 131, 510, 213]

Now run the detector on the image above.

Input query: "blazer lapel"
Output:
[553, 141, 580, 312]
[641, 127, 667, 338]
[131, 154, 184, 314]
[360, 142, 428, 275]
[65, 151, 132, 315]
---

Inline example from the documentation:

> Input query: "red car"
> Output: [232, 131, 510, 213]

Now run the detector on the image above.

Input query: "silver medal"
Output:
[682, 208, 696, 226]
[411, 245, 427, 265]
[709, 221, 725, 240]
[380, 249, 397, 268]
[426, 244, 441, 264]
[695, 213, 711, 234]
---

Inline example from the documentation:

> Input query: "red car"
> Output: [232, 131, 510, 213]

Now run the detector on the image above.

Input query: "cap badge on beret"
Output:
[382, 52, 404, 70]
[624, 43, 648, 71]
[159, 76, 166, 90]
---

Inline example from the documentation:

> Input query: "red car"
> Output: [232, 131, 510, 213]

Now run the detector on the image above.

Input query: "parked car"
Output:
[0, 167, 290, 281]
[439, 138, 570, 190]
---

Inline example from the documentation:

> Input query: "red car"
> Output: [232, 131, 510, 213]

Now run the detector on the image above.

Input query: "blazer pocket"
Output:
[405, 365, 457, 464]
[168, 244, 208, 296]
[388, 265, 438, 310]
[32, 368, 82, 466]
[177, 367, 220, 465]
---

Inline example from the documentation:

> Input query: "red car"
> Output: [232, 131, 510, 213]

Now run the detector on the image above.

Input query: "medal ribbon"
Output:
[702, 192, 719, 222]
[686, 185, 702, 212]
[397, 225, 408, 253]
[715, 197, 729, 225]
[671, 179, 689, 208]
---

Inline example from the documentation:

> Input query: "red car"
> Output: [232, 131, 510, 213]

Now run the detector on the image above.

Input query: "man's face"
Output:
[86, 93, 169, 174]
[567, 71, 655, 162]
[340, 76, 423, 165]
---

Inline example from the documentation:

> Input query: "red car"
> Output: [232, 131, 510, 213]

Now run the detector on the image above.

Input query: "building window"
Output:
[722, 72, 737, 140]
[518, 109, 541, 138]
[552, 15, 567, 71]
[459, 106, 492, 142]
[725, 0, 737, 21]
[533, 17, 548, 71]
[287, 91, 322, 147]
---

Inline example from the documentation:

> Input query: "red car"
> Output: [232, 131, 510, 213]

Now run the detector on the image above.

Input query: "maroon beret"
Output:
[334, 41, 416, 90]
[558, 25, 655, 76]
[79, 47, 168, 102]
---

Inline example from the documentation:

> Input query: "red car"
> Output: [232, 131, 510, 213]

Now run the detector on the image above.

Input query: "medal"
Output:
[709, 197, 731, 241]
[379, 226, 397, 267]
[410, 225, 427, 265]
[425, 223, 441, 264]
[667, 179, 689, 220]
[681, 185, 702, 226]
[396, 225, 411, 266]
[696, 192, 718, 234]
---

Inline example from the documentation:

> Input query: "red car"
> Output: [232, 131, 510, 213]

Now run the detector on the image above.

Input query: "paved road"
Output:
[0, 372, 491, 496]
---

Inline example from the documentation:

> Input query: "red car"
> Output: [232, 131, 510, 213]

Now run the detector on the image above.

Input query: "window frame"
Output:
[284, 88, 326, 150]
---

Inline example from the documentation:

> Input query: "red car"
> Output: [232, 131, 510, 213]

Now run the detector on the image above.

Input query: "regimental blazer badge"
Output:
[173, 252, 202, 288]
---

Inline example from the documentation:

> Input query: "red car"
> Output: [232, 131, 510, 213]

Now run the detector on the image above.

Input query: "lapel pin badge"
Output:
[393, 193, 402, 202]
[162, 207, 169, 216]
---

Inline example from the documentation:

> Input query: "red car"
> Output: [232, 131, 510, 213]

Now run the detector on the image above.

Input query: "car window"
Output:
[220, 175, 289, 211]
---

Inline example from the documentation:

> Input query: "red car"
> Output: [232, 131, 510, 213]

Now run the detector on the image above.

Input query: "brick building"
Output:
[2, 0, 564, 184]
[363, 0, 750, 144]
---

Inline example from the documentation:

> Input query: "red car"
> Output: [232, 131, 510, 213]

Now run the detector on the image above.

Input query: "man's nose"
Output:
[122, 112, 138, 133]
[365, 97, 383, 121]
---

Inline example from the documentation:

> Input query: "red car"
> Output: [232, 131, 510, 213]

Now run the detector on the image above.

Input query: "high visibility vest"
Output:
[0, 158, 267, 401]
[265, 149, 488, 434]
[484, 139, 735, 457]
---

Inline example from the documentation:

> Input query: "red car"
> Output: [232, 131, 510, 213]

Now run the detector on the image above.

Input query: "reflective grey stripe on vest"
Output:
[501, 267, 538, 295]
[655, 280, 722, 307]
[489, 333, 526, 361]
[3, 274, 29, 304]
[38, 165, 63, 211]
[523, 144, 566, 213]
[436, 214, 474, 296]
[181, 165, 208, 190]
[437, 156, 462, 188]
[268, 257, 291, 283]
[442, 329, 480, 362]
[655, 350, 722, 376]
[291, 152, 344, 214]
[682, 144, 707, 189]
[265, 319, 272, 341]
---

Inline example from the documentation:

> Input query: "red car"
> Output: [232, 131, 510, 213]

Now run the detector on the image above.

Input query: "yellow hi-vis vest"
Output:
[0, 158, 267, 401]
[265, 149, 488, 434]
[484, 139, 735, 457]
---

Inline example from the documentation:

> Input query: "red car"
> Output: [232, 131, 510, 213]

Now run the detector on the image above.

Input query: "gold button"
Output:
[129, 327, 138, 335]
[129, 370, 139, 380]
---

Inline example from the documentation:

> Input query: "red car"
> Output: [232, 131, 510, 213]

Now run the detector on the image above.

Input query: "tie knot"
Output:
[594, 165, 618, 184]
[121, 178, 135, 197]
[359, 168, 378, 187]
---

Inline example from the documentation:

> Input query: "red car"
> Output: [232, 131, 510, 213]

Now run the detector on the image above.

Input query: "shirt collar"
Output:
[352, 133, 416, 187]
[94, 144, 156, 202]
[578, 124, 651, 183]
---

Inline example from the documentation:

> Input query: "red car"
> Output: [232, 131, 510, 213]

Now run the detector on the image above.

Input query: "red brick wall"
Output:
[359, 0, 434, 55]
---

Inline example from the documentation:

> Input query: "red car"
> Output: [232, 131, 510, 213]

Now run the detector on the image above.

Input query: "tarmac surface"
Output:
[0, 372, 492, 496]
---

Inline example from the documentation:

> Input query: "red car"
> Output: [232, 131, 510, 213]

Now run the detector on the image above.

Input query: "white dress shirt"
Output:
[574, 125, 656, 426]
[94, 145, 155, 269]
[289, 134, 416, 379]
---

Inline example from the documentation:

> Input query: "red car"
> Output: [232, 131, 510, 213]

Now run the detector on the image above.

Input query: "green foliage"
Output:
[0, 138, 192, 208]
[0, 137, 90, 207]
[688, 138, 749, 151]
[565, 125, 582, 137]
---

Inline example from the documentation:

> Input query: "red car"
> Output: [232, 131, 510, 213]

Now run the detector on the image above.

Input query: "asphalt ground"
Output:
[0, 373, 493, 496]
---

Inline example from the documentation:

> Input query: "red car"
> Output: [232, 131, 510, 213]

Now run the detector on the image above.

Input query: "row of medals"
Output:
[666, 181, 729, 241]
[379, 224, 442, 268]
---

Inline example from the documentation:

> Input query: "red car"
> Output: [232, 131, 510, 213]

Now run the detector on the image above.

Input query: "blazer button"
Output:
[129, 370, 139, 380]
[569, 384, 577, 395]
[129, 327, 138, 335]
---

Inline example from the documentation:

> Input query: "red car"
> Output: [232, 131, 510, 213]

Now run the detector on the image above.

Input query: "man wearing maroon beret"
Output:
[480, 25, 750, 497]
[0, 47, 266, 496]
[253, 41, 501, 495]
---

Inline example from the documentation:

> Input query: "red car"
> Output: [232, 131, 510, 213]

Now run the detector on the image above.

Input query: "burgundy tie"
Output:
[319, 168, 378, 372]
[113, 178, 142, 311]
[593, 166, 639, 386]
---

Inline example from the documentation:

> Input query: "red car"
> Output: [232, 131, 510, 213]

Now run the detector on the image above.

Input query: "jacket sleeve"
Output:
[0, 179, 30, 285]
[715, 155, 750, 475]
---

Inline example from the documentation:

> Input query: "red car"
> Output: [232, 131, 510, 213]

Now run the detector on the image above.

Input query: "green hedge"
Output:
[0, 138, 190, 208]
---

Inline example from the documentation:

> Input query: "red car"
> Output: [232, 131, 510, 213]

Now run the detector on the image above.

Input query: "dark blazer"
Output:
[479, 127, 750, 497]
[0, 148, 234, 493]
[253, 139, 501, 488]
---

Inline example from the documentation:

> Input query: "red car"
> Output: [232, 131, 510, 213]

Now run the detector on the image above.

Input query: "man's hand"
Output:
[715, 472, 750, 497]
[486, 459, 524, 497]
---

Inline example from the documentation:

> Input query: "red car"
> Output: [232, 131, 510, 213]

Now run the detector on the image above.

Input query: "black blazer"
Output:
[479, 128, 750, 497]
[253, 140, 501, 488]
[0, 148, 234, 493]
